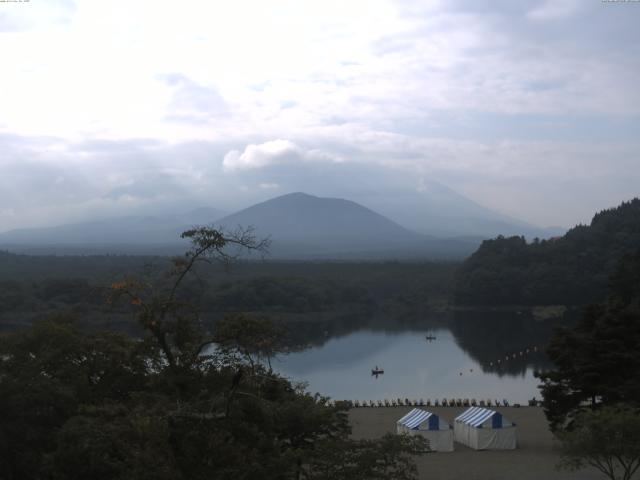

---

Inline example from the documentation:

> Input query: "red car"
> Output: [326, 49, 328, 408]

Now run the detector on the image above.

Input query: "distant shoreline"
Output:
[444, 304, 582, 320]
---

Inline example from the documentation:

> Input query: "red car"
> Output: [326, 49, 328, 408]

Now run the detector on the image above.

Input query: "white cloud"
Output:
[0, 0, 638, 230]
[0, 129, 638, 232]
[222, 140, 340, 171]
[223, 140, 299, 171]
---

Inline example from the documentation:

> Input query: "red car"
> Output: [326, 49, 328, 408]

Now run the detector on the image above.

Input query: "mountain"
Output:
[217, 192, 418, 243]
[453, 198, 640, 306]
[0, 194, 479, 258]
[355, 179, 565, 239]
[0, 207, 225, 254]
[215, 192, 479, 259]
[0, 192, 513, 259]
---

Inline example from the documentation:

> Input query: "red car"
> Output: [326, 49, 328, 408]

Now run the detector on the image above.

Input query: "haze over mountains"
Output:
[0, 189, 564, 259]
[360, 180, 564, 239]
[0, 208, 225, 255]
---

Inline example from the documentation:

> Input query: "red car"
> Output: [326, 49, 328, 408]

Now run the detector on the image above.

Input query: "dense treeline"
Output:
[454, 198, 640, 306]
[0, 259, 455, 333]
[0, 276, 369, 316]
[202, 276, 371, 313]
[0, 251, 456, 286]
[0, 250, 166, 281]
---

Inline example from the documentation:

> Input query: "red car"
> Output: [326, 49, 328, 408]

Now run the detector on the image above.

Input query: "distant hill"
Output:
[355, 179, 565, 239]
[0, 207, 224, 254]
[215, 192, 479, 259]
[0, 192, 507, 259]
[453, 198, 640, 306]
[0, 194, 480, 258]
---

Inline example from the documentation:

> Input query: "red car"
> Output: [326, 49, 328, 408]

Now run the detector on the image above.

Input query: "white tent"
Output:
[396, 408, 454, 452]
[453, 406, 516, 450]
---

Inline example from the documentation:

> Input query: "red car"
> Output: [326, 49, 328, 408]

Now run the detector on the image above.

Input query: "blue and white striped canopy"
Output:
[455, 407, 503, 428]
[397, 408, 438, 430]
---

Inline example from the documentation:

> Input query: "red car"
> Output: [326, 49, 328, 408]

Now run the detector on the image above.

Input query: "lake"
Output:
[274, 312, 562, 404]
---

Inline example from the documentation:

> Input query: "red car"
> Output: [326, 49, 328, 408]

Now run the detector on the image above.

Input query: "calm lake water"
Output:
[274, 314, 560, 404]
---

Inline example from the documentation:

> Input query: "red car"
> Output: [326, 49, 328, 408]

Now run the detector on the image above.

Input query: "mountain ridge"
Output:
[0, 191, 567, 259]
[0, 192, 480, 258]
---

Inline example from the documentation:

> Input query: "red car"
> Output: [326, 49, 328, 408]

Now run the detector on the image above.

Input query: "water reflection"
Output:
[449, 310, 557, 377]
[275, 311, 566, 403]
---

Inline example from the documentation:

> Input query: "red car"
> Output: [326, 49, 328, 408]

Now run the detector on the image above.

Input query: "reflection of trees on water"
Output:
[448, 310, 569, 377]
[281, 307, 450, 352]
[280, 307, 574, 380]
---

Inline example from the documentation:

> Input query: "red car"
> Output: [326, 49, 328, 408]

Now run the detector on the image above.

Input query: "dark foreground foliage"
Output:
[0, 317, 425, 480]
[0, 227, 427, 480]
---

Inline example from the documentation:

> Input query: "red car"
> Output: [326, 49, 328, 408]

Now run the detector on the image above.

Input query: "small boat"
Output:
[425, 334, 437, 341]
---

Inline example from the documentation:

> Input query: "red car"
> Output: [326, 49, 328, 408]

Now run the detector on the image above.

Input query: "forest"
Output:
[454, 198, 640, 306]
[0, 253, 455, 330]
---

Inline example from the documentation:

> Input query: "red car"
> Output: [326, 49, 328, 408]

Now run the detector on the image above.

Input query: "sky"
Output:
[1, 0, 639, 232]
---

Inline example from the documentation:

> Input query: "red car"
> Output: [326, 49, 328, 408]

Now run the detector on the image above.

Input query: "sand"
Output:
[349, 406, 604, 480]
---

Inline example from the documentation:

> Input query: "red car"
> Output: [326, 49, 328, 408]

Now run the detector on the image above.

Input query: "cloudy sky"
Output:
[1, 0, 638, 232]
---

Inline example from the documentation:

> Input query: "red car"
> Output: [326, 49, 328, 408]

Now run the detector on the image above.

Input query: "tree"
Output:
[557, 405, 640, 480]
[537, 250, 640, 431]
[0, 226, 426, 480]
[213, 313, 288, 371]
[109, 225, 269, 373]
[50, 403, 178, 480]
[0, 315, 154, 480]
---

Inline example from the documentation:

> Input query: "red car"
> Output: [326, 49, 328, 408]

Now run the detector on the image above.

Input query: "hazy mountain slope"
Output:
[217, 192, 420, 243]
[0, 207, 224, 248]
[357, 179, 564, 238]
[215, 192, 479, 259]
[0, 193, 484, 258]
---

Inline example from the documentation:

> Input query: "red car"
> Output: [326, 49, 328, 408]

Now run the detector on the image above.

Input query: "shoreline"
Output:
[349, 406, 602, 480]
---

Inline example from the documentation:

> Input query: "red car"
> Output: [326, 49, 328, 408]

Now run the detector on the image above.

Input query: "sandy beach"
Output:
[349, 406, 603, 480]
